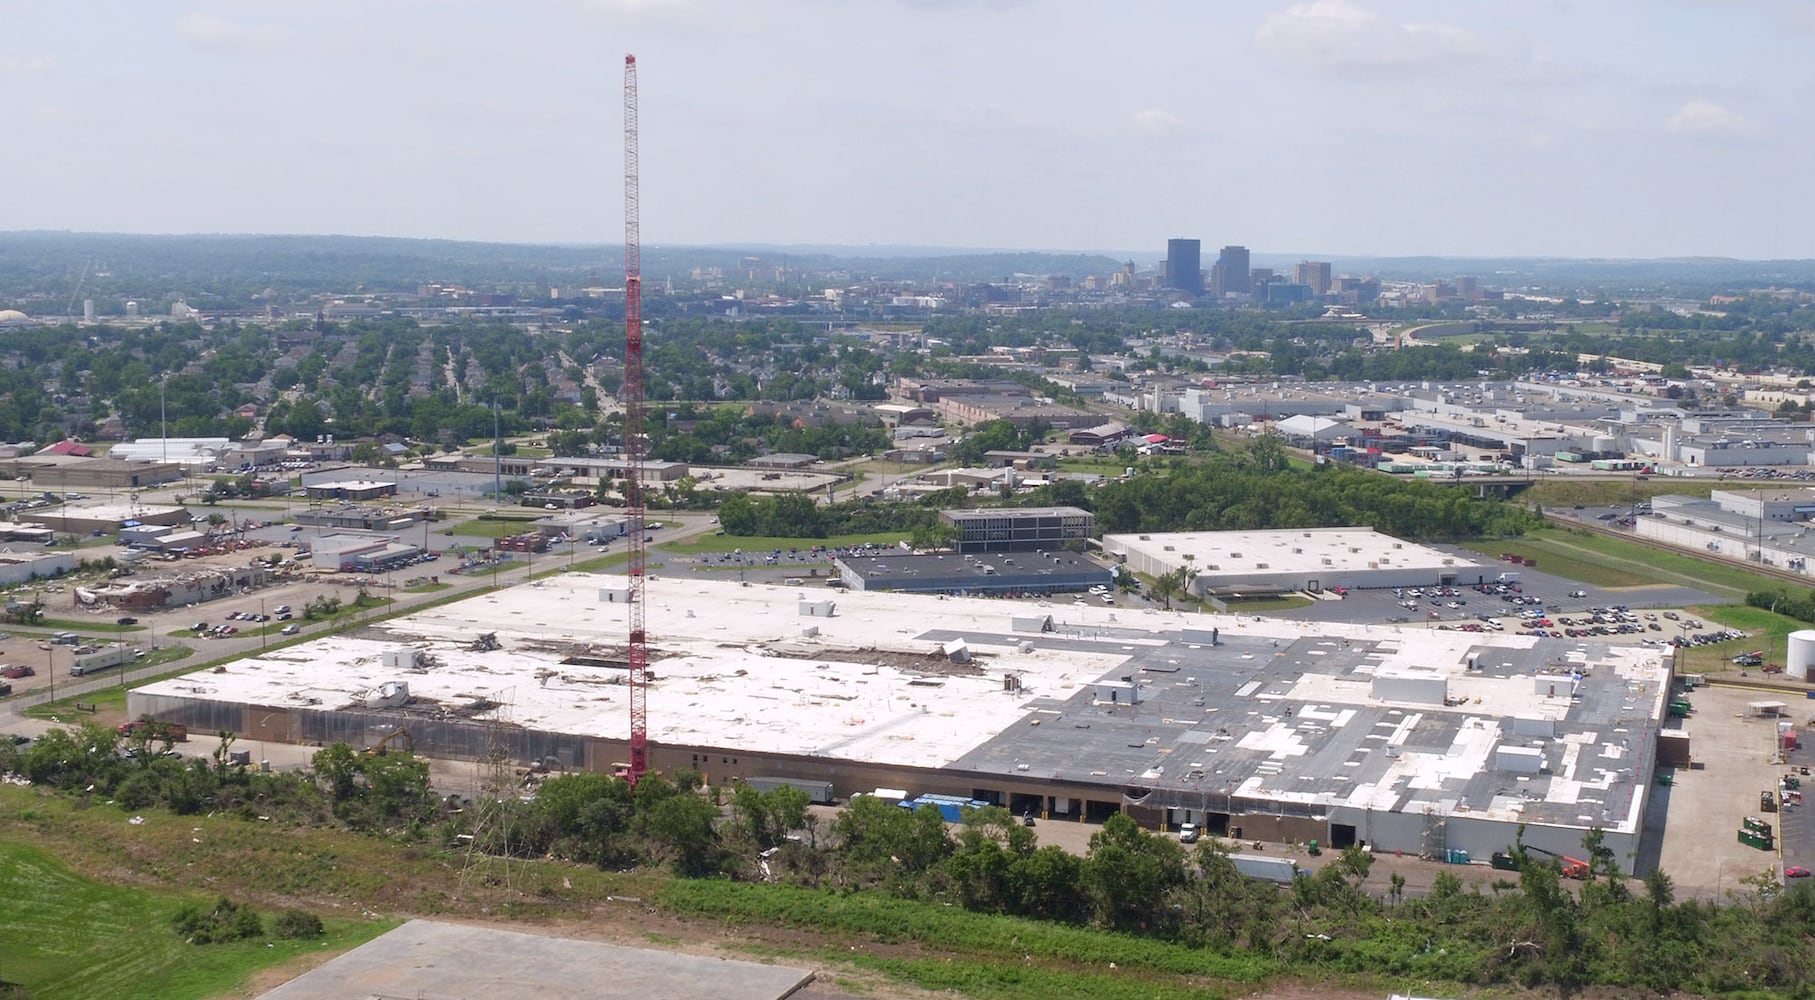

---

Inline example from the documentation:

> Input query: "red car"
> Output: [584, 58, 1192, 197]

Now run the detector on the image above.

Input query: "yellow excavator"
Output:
[363, 727, 414, 755]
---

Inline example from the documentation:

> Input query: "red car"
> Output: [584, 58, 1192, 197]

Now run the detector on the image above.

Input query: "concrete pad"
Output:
[1649, 682, 1811, 898]
[258, 919, 815, 1000]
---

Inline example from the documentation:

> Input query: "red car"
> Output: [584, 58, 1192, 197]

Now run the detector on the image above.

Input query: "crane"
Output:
[623, 53, 649, 785]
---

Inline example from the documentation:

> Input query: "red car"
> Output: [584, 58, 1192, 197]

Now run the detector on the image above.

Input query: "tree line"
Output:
[3, 725, 1811, 995]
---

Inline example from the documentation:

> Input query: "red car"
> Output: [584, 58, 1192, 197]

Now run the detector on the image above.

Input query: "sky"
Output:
[2, 0, 1810, 259]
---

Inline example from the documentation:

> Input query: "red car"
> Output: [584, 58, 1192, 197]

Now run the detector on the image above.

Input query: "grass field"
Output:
[0, 840, 393, 1000]
[1459, 528, 1784, 599]
[1056, 457, 1129, 476]
[27, 618, 147, 635]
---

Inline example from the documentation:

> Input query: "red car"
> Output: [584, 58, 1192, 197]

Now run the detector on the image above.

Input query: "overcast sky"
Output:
[2, 1, 1808, 259]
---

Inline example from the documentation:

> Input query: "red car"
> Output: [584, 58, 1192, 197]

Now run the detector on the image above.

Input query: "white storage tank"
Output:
[1786, 630, 1815, 680]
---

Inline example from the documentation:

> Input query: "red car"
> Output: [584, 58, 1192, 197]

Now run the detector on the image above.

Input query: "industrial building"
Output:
[294, 505, 429, 531]
[127, 574, 1670, 871]
[303, 480, 397, 502]
[310, 534, 423, 572]
[1105, 527, 1482, 597]
[22, 503, 192, 535]
[74, 562, 275, 610]
[0, 547, 74, 585]
[2, 456, 185, 489]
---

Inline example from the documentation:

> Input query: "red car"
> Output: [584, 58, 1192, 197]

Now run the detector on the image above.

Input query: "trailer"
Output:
[899, 794, 991, 823]
[743, 776, 836, 804]
[1228, 853, 1300, 884]
[70, 645, 142, 677]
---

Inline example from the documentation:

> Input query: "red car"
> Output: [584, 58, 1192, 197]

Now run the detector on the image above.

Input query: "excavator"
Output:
[363, 727, 414, 756]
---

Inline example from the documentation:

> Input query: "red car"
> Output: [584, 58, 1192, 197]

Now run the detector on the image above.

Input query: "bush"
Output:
[171, 896, 264, 944]
[272, 908, 325, 939]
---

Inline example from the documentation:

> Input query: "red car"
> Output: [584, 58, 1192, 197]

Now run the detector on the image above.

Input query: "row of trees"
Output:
[1073, 452, 1541, 540]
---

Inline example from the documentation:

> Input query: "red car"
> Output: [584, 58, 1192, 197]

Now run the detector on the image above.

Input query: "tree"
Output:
[728, 783, 810, 851]
[637, 791, 723, 876]
[1150, 567, 1191, 610]
[716, 493, 760, 536]
[1080, 813, 1188, 933]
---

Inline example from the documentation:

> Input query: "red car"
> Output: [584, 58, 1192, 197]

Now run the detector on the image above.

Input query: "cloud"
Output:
[0, 57, 51, 74]
[583, 0, 698, 22]
[1666, 100, 1761, 141]
[1256, 0, 1529, 80]
[1132, 108, 1184, 137]
[176, 13, 279, 52]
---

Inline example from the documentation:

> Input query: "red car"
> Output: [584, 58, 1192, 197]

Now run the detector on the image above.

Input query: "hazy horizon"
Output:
[4, 1, 1808, 259]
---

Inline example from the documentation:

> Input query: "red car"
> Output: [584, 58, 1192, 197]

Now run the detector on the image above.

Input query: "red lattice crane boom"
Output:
[623, 53, 649, 784]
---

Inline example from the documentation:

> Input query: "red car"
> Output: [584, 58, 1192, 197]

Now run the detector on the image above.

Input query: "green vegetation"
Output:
[15, 618, 145, 635]
[403, 581, 452, 594]
[1461, 527, 1788, 599]
[1091, 451, 1539, 540]
[0, 841, 387, 1000]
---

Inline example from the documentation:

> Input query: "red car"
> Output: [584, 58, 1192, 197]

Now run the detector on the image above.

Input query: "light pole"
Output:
[259, 598, 266, 652]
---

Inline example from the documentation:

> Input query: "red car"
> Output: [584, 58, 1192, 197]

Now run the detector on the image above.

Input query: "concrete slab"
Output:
[257, 919, 815, 1000]
[1648, 682, 1811, 898]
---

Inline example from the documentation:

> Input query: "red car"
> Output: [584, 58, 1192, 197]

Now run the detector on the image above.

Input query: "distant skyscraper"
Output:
[1213, 245, 1251, 295]
[1164, 239, 1202, 293]
[1294, 260, 1332, 296]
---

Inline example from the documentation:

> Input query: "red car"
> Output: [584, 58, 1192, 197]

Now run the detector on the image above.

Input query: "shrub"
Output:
[272, 909, 325, 939]
[171, 896, 265, 944]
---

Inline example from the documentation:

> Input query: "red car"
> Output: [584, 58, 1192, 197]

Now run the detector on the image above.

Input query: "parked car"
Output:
[1788, 866, 1812, 878]
[115, 616, 138, 625]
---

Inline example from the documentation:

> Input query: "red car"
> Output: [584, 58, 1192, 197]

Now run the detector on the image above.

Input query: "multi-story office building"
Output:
[1294, 260, 1332, 295]
[1213, 245, 1251, 295]
[1164, 239, 1202, 293]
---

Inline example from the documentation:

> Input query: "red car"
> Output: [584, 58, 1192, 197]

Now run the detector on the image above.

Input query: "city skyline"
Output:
[2, 1, 1809, 259]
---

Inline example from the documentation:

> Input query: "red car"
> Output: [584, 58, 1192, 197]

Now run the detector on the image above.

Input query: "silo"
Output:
[1785, 630, 1815, 680]
[1592, 435, 1618, 454]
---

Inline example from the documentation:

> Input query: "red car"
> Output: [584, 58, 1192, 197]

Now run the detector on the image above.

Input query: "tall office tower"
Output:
[1164, 239, 1202, 293]
[1214, 245, 1251, 295]
[1294, 260, 1332, 295]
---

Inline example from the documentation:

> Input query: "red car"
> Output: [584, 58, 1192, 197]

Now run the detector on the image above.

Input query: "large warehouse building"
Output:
[1106, 527, 1484, 597]
[128, 573, 1670, 871]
